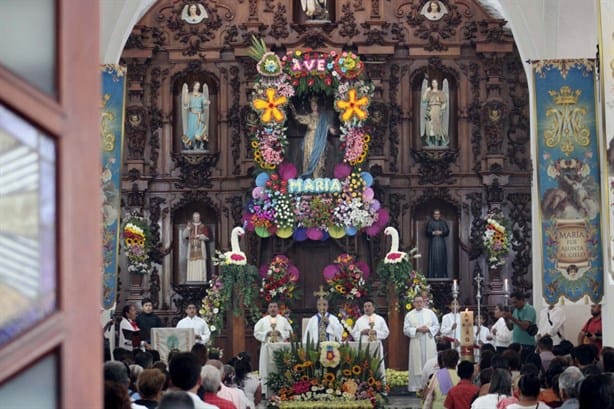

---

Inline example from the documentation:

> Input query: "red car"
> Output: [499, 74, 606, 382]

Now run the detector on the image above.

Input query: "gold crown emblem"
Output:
[548, 86, 581, 105]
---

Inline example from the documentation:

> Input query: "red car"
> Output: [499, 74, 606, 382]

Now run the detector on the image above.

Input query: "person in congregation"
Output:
[230, 352, 261, 408]
[491, 304, 513, 352]
[504, 290, 537, 353]
[119, 303, 141, 352]
[577, 304, 602, 353]
[199, 364, 237, 409]
[176, 302, 211, 345]
[168, 352, 217, 409]
[423, 349, 460, 409]
[473, 312, 492, 352]
[403, 295, 440, 392]
[254, 302, 292, 394]
[444, 360, 479, 409]
[303, 297, 343, 345]
[557, 366, 583, 409]
[439, 299, 462, 347]
[537, 302, 566, 346]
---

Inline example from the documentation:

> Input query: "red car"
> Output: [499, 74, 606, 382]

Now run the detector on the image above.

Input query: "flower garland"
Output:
[122, 214, 153, 274]
[200, 277, 224, 342]
[259, 255, 301, 303]
[483, 208, 512, 269]
[244, 39, 387, 240]
[267, 341, 387, 409]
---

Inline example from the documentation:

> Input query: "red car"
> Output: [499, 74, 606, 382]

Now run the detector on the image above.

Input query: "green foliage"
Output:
[219, 263, 261, 324]
[248, 35, 268, 61]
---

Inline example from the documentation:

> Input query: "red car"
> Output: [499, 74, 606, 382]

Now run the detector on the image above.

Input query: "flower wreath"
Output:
[122, 214, 153, 275]
[244, 37, 388, 241]
[483, 208, 512, 269]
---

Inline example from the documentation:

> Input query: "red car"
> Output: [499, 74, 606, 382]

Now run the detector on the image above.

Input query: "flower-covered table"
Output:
[261, 341, 381, 397]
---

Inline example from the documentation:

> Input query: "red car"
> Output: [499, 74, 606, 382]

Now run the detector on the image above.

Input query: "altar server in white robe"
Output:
[403, 295, 440, 392]
[254, 302, 292, 394]
[439, 299, 461, 347]
[351, 299, 390, 378]
[176, 302, 211, 345]
[303, 298, 343, 345]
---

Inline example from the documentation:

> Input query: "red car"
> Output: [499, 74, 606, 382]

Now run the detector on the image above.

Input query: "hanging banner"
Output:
[599, 0, 614, 278]
[533, 59, 603, 303]
[101, 65, 126, 309]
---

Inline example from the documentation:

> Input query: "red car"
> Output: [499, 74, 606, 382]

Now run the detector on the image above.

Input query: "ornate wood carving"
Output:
[467, 192, 484, 260]
[126, 106, 147, 160]
[172, 190, 221, 218]
[406, 1, 463, 51]
[224, 195, 245, 228]
[127, 183, 146, 209]
[482, 100, 507, 155]
[338, 3, 360, 39]
[507, 192, 532, 291]
[413, 187, 459, 216]
[388, 63, 402, 173]
[148, 196, 170, 265]
[173, 152, 221, 189]
[269, 3, 290, 40]
[228, 66, 243, 175]
[366, 101, 388, 156]
[411, 149, 459, 185]
[163, 2, 225, 56]
[387, 192, 408, 228]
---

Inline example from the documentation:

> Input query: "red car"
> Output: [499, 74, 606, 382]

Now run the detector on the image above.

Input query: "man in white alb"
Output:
[254, 302, 293, 395]
[537, 303, 566, 345]
[351, 299, 390, 379]
[176, 302, 211, 345]
[439, 299, 461, 347]
[403, 295, 440, 392]
[303, 297, 343, 345]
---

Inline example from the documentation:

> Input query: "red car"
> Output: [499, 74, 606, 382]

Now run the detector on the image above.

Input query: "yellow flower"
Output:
[324, 372, 336, 383]
[405, 303, 413, 311]
[294, 363, 304, 372]
[352, 365, 362, 375]
[345, 318, 354, 327]
[252, 88, 287, 123]
[336, 89, 368, 122]
[367, 377, 376, 386]
[343, 369, 352, 376]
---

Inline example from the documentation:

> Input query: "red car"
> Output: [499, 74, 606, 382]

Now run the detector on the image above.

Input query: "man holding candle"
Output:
[351, 300, 390, 379]
[440, 299, 462, 347]
[504, 290, 537, 352]
[404, 295, 440, 392]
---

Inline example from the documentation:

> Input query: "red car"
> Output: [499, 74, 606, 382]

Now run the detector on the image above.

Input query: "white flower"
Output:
[213, 308, 219, 314]
[210, 325, 217, 332]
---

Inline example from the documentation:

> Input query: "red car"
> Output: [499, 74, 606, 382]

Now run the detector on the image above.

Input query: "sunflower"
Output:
[367, 377, 376, 386]
[301, 375, 310, 381]
[342, 369, 352, 377]
[303, 360, 313, 367]
[323, 372, 335, 383]
[335, 284, 343, 292]
[293, 363, 304, 372]
[351, 365, 362, 375]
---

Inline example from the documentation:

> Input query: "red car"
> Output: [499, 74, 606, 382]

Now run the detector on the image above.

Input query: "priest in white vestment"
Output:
[254, 302, 293, 394]
[176, 302, 211, 345]
[351, 300, 390, 379]
[303, 298, 343, 345]
[403, 295, 440, 392]
[439, 299, 461, 347]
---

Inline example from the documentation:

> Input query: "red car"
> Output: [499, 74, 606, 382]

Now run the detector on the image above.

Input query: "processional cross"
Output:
[313, 285, 327, 301]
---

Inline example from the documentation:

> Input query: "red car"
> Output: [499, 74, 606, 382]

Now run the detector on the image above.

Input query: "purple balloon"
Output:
[288, 265, 299, 281]
[279, 162, 298, 180]
[356, 261, 370, 278]
[333, 163, 352, 179]
[307, 227, 323, 241]
[252, 186, 265, 199]
[370, 199, 381, 211]
[320, 230, 330, 241]
[362, 187, 374, 201]
[365, 223, 381, 237]
[377, 208, 390, 226]
[293, 227, 307, 241]
[323, 264, 339, 280]
[259, 264, 269, 278]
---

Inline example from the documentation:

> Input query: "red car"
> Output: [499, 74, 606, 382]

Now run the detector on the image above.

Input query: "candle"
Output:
[504, 279, 509, 293]
[453, 279, 458, 293]
[460, 309, 475, 361]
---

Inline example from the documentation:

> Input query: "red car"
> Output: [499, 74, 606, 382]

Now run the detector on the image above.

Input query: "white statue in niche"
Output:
[181, 3, 208, 24]
[420, 0, 448, 21]
[300, 0, 329, 20]
[420, 77, 450, 147]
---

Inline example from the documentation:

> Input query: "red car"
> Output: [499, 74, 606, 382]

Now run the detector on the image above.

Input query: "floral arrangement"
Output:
[259, 255, 301, 303]
[122, 214, 153, 274]
[385, 369, 409, 388]
[376, 246, 425, 309]
[402, 271, 431, 312]
[323, 254, 370, 303]
[483, 208, 512, 269]
[266, 341, 387, 409]
[200, 277, 224, 342]
[244, 37, 387, 240]
[337, 302, 362, 341]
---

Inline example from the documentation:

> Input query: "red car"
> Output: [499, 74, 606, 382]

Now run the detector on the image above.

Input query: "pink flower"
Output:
[231, 254, 245, 261]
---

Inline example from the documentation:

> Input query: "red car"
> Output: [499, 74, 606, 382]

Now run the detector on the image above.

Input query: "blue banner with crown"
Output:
[533, 59, 603, 303]
[101, 65, 126, 309]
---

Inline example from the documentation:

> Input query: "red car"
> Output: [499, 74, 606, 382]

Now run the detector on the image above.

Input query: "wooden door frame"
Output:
[0, 1, 102, 407]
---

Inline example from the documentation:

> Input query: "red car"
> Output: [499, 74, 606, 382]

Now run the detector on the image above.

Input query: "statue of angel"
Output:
[181, 81, 210, 151]
[420, 77, 449, 147]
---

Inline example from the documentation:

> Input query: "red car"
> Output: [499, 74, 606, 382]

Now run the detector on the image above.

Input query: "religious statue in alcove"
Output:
[420, 77, 450, 147]
[183, 211, 209, 282]
[299, 0, 329, 21]
[289, 96, 337, 178]
[181, 3, 208, 24]
[420, 0, 448, 21]
[425, 209, 450, 278]
[181, 81, 210, 151]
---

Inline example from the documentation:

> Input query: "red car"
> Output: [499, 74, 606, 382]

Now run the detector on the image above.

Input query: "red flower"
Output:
[231, 253, 245, 261]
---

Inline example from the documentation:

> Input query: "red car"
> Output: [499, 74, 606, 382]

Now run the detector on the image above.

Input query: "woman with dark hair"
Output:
[579, 374, 614, 409]
[119, 303, 140, 351]
[471, 368, 513, 408]
[232, 352, 261, 407]
[504, 374, 552, 408]
[104, 381, 132, 409]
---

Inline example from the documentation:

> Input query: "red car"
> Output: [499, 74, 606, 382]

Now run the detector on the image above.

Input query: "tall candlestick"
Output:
[460, 309, 474, 362]
[453, 279, 459, 293]
[503, 278, 509, 293]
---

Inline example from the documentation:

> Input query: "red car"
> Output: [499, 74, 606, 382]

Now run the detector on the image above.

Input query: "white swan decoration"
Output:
[383, 226, 409, 263]
[224, 226, 247, 265]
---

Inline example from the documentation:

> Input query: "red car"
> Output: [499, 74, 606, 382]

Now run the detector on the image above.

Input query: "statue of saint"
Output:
[300, 0, 329, 20]
[425, 209, 449, 278]
[181, 81, 210, 151]
[183, 212, 209, 282]
[181, 3, 208, 24]
[290, 97, 336, 178]
[420, 78, 449, 147]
